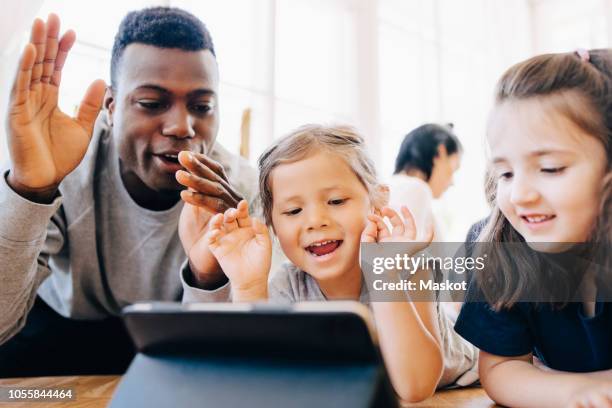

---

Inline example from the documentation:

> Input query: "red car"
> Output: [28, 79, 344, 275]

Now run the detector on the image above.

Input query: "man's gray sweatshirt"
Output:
[0, 112, 257, 344]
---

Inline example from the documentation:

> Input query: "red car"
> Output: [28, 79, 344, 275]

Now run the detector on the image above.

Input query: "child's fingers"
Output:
[223, 208, 239, 232]
[400, 205, 417, 240]
[361, 220, 378, 243]
[209, 213, 224, 231]
[381, 206, 405, 237]
[252, 218, 271, 247]
[368, 213, 390, 239]
[586, 393, 612, 408]
[235, 200, 252, 228]
[204, 214, 224, 247]
[205, 228, 223, 247]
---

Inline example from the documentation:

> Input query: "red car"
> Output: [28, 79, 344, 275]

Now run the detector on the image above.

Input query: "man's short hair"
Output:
[110, 7, 216, 89]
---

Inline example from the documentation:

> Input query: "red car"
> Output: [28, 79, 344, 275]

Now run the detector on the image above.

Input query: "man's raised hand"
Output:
[7, 14, 105, 201]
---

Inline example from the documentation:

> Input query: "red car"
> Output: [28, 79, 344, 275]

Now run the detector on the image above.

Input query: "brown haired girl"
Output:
[455, 49, 612, 407]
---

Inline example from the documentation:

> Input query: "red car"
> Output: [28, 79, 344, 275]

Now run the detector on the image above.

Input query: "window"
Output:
[4, 0, 607, 239]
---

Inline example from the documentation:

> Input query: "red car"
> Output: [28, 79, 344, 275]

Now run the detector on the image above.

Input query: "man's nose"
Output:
[509, 173, 540, 205]
[162, 106, 196, 139]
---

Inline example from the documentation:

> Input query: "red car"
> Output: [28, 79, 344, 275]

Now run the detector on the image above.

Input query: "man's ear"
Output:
[103, 87, 115, 126]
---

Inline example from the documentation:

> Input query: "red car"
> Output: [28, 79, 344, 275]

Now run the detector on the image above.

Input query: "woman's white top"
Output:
[386, 173, 442, 241]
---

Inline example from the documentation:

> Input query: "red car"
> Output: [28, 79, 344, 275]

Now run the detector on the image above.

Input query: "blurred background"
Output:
[1, 0, 610, 239]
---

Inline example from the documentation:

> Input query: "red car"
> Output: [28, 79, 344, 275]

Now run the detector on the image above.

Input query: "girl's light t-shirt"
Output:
[269, 263, 480, 389]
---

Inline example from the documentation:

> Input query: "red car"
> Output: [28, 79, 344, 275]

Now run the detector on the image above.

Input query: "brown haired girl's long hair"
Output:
[475, 49, 612, 310]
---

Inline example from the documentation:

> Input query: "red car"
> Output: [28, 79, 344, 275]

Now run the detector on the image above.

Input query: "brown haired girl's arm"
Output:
[480, 351, 612, 408]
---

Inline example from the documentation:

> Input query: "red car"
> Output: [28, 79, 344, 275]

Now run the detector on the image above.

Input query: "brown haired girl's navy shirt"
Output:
[455, 300, 612, 372]
[454, 221, 612, 372]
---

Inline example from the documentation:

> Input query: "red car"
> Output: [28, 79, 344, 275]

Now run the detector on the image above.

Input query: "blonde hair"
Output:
[257, 124, 386, 226]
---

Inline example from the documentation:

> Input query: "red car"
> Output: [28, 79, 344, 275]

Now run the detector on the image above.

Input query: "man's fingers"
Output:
[51, 29, 75, 87]
[41, 14, 60, 84]
[191, 152, 243, 202]
[11, 44, 36, 107]
[192, 151, 228, 179]
[75, 79, 105, 134]
[176, 169, 239, 208]
[29, 18, 46, 85]
[180, 190, 231, 214]
[178, 151, 223, 182]
[178, 151, 242, 203]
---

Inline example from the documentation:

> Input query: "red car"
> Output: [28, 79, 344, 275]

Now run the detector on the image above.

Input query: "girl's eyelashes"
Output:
[281, 198, 348, 215]
[497, 171, 513, 180]
[496, 166, 566, 180]
[328, 198, 348, 205]
[541, 166, 566, 174]
[283, 208, 302, 216]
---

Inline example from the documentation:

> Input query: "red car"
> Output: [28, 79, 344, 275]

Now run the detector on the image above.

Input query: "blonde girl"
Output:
[187, 125, 477, 402]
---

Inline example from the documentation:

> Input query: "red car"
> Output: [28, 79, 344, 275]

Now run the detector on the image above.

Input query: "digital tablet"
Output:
[111, 301, 397, 408]
[121, 301, 379, 363]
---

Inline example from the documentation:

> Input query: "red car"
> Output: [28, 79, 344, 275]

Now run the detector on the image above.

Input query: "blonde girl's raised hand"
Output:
[205, 200, 271, 301]
[362, 205, 433, 252]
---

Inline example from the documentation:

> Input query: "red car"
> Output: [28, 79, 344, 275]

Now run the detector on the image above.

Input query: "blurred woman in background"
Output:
[388, 123, 462, 241]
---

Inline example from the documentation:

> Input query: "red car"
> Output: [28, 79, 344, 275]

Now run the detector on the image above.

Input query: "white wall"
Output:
[1, 0, 608, 239]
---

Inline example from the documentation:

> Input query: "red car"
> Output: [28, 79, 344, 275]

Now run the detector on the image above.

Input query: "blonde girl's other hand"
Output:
[205, 200, 271, 301]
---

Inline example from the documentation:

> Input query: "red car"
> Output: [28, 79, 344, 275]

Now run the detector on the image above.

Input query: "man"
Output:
[0, 7, 255, 376]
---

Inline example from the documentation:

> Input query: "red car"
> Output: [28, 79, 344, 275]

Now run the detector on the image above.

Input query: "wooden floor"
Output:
[0, 376, 498, 407]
